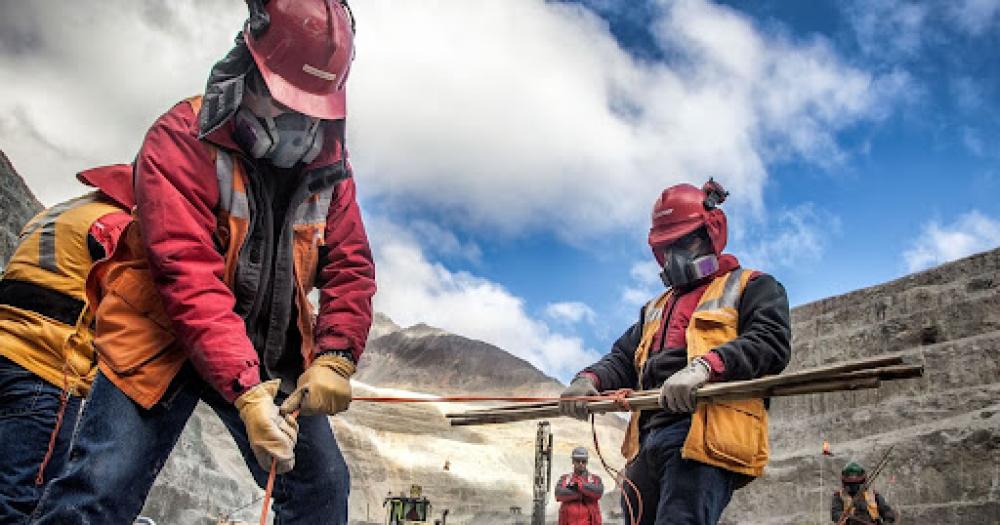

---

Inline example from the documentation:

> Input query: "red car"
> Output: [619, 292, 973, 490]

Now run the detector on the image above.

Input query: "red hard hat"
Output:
[245, 0, 355, 120]
[648, 179, 729, 265]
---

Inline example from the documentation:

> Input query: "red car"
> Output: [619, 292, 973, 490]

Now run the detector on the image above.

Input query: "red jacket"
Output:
[130, 100, 375, 401]
[555, 472, 603, 525]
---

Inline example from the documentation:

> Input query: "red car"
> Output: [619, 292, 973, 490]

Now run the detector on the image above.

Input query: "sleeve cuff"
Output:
[227, 363, 262, 402]
[701, 351, 726, 382]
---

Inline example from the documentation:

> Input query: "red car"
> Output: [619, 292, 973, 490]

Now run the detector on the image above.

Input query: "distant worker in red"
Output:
[555, 447, 604, 525]
[832, 462, 897, 524]
[31, 1, 374, 523]
[559, 179, 791, 524]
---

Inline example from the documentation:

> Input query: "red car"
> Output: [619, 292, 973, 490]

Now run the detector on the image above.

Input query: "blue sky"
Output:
[2, 0, 998, 382]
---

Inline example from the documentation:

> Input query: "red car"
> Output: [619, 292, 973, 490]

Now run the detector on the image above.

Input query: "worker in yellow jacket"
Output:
[0, 162, 133, 520]
[560, 179, 791, 525]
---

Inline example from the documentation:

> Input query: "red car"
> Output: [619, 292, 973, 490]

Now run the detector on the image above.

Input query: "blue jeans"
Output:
[622, 418, 738, 525]
[30, 366, 350, 525]
[0, 355, 82, 524]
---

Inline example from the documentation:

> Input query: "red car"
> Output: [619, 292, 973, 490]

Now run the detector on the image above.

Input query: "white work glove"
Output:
[559, 376, 599, 420]
[659, 358, 711, 413]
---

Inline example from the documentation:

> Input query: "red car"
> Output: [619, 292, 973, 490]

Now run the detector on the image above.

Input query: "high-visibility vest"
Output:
[622, 268, 769, 477]
[89, 96, 340, 408]
[840, 489, 880, 521]
[0, 193, 123, 395]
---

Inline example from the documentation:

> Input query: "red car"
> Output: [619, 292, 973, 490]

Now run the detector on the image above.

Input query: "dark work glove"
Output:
[559, 376, 598, 420]
[659, 358, 711, 412]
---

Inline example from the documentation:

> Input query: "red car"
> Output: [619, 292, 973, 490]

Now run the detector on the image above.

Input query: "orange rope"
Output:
[35, 363, 76, 486]
[352, 394, 613, 403]
[260, 409, 300, 525]
[591, 414, 643, 525]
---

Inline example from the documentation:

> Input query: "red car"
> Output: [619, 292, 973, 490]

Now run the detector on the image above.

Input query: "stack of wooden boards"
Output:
[447, 355, 923, 426]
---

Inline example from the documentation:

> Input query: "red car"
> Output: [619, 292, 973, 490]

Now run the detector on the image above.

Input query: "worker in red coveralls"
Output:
[30, 2, 374, 524]
[555, 447, 604, 525]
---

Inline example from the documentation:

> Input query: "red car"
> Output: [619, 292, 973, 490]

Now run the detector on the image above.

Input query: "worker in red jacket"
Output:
[31, 1, 374, 523]
[555, 447, 604, 525]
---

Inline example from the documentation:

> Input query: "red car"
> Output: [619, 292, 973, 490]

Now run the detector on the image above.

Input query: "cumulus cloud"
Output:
[348, 0, 902, 239]
[903, 210, 1000, 272]
[368, 218, 600, 380]
[0, 1, 245, 205]
[621, 259, 662, 307]
[738, 203, 841, 269]
[544, 301, 597, 325]
[2, 1, 901, 240]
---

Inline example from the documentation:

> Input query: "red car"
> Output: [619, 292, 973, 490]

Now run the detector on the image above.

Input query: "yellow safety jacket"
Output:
[840, 489, 880, 521]
[0, 193, 125, 395]
[623, 268, 770, 477]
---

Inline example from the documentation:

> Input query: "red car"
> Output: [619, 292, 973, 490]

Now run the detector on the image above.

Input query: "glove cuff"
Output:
[312, 354, 357, 378]
[235, 378, 281, 412]
[575, 372, 600, 390]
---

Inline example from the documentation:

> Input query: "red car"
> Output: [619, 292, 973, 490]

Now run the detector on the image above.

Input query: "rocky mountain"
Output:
[355, 320, 565, 396]
[0, 150, 43, 268]
[722, 248, 1000, 524]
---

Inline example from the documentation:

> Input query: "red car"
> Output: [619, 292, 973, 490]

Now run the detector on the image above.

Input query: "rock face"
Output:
[0, 150, 43, 268]
[722, 248, 1000, 524]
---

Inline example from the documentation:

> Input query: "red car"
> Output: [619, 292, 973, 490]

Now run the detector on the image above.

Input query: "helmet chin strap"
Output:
[659, 250, 720, 289]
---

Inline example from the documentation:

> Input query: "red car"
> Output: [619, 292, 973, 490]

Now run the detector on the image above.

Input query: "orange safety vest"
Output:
[0, 193, 123, 395]
[88, 96, 337, 408]
[839, 489, 880, 521]
[622, 269, 770, 478]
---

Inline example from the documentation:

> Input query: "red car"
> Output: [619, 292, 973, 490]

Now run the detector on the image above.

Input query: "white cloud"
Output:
[367, 218, 600, 380]
[348, 0, 901, 238]
[947, 0, 1000, 36]
[621, 259, 662, 307]
[1, 1, 902, 245]
[544, 301, 597, 325]
[846, 0, 928, 59]
[903, 210, 1000, 272]
[0, 1, 245, 206]
[738, 203, 841, 270]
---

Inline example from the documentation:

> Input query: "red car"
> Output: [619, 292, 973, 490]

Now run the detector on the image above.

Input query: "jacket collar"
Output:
[76, 164, 135, 209]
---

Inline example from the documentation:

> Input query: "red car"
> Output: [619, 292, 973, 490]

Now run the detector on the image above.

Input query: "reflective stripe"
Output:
[215, 151, 249, 219]
[31, 194, 97, 274]
[0, 279, 85, 326]
[695, 268, 749, 312]
[294, 188, 334, 226]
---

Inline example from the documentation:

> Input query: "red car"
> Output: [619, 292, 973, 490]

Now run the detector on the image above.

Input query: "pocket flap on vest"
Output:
[703, 399, 768, 468]
[94, 267, 176, 375]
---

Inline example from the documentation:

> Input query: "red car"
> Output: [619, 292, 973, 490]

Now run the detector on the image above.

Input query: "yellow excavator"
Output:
[384, 485, 448, 525]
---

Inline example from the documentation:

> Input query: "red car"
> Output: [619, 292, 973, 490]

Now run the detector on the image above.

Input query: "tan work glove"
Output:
[235, 379, 298, 474]
[280, 354, 355, 417]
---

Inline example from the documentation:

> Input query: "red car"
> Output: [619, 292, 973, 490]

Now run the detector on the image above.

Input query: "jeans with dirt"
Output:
[0, 355, 82, 524]
[30, 366, 350, 525]
[622, 418, 739, 525]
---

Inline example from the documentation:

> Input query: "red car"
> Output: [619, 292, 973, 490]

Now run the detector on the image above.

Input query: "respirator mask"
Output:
[233, 75, 325, 168]
[658, 232, 719, 289]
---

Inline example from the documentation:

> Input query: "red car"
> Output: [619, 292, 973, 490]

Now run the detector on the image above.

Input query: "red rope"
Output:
[35, 364, 73, 486]
[352, 394, 612, 403]
[591, 415, 643, 525]
[260, 409, 299, 525]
